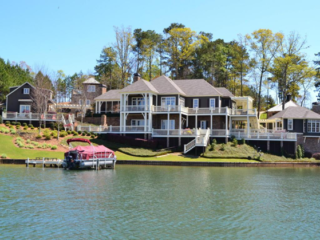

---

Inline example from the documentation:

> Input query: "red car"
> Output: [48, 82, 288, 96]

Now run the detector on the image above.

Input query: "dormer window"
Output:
[23, 88, 30, 94]
[87, 85, 96, 92]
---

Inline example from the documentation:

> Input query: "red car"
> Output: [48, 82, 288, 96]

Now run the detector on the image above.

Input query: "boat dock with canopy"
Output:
[62, 138, 117, 170]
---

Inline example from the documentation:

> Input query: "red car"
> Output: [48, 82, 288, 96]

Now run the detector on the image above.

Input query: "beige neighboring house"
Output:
[55, 77, 106, 113]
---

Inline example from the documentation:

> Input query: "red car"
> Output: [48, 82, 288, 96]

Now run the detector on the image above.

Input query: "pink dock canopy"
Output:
[65, 145, 115, 160]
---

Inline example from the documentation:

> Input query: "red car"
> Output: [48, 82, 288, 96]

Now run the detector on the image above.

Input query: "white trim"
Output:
[161, 97, 176, 107]
[18, 99, 33, 102]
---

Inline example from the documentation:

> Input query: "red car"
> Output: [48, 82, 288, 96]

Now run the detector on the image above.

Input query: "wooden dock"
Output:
[26, 158, 63, 168]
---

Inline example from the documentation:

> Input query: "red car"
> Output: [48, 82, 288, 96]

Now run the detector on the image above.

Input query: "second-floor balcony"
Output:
[120, 104, 256, 116]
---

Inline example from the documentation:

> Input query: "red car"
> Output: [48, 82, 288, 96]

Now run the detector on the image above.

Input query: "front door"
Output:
[200, 120, 207, 129]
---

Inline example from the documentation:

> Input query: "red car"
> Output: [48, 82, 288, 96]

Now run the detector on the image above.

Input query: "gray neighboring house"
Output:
[6, 82, 53, 113]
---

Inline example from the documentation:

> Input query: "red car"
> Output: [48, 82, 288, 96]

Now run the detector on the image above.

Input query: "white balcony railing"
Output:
[229, 129, 297, 140]
[230, 109, 256, 115]
[121, 105, 150, 111]
[2, 112, 65, 121]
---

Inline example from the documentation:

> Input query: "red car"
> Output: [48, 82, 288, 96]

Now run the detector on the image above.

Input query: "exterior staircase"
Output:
[62, 114, 74, 131]
[184, 128, 210, 154]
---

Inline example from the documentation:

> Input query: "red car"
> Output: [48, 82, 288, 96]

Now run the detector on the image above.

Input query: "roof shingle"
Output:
[269, 106, 320, 119]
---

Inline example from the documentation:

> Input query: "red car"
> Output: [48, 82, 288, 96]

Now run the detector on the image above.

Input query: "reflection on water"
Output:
[1, 165, 320, 239]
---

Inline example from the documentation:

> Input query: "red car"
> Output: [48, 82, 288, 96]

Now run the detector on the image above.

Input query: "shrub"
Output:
[51, 145, 57, 150]
[23, 122, 27, 126]
[220, 143, 225, 151]
[59, 132, 66, 137]
[1, 154, 7, 159]
[16, 122, 21, 126]
[28, 145, 34, 149]
[3, 128, 9, 134]
[240, 138, 245, 145]
[10, 129, 16, 134]
[45, 135, 51, 140]
[42, 144, 47, 149]
[31, 141, 38, 146]
[31, 126, 34, 130]
[23, 126, 28, 130]
[67, 130, 72, 135]
[47, 144, 52, 148]
[232, 138, 238, 147]
[36, 135, 42, 139]
[73, 132, 79, 136]
[41, 124, 45, 129]
[53, 132, 58, 138]
[77, 131, 82, 134]
[26, 139, 31, 144]
[37, 145, 42, 148]
[11, 122, 16, 125]
[296, 145, 303, 159]
[50, 122, 55, 130]
[28, 124, 33, 128]
[0, 116, 2, 124]
[16, 125, 21, 129]
[86, 132, 91, 136]
[81, 132, 86, 136]
[5, 121, 10, 126]
[18, 143, 24, 148]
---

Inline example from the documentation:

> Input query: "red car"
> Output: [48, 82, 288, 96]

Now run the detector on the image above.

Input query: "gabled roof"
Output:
[151, 76, 186, 95]
[174, 79, 222, 96]
[269, 106, 320, 120]
[120, 79, 159, 93]
[267, 100, 299, 112]
[6, 82, 35, 98]
[216, 88, 234, 97]
[83, 77, 100, 84]
[94, 89, 121, 101]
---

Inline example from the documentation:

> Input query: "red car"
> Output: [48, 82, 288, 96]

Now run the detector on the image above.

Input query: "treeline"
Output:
[1, 23, 320, 113]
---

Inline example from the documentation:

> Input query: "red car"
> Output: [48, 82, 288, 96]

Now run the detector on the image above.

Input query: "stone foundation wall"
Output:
[297, 135, 320, 155]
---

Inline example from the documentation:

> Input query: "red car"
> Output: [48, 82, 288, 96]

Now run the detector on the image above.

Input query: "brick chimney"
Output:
[133, 73, 141, 82]
[101, 84, 107, 94]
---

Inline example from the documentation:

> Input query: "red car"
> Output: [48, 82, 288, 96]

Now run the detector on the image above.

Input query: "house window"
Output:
[20, 105, 30, 113]
[161, 120, 175, 129]
[86, 100, 91, 105]
[200, 120, 207, 129]
[23, 88, 30, 94]
[132, 97, 145, 106]
[87, 85, 96, 92]
[287, 119, 293, 130]
[209, 98, 216, 109]
[179, 97, 185, 107]
[161, 97, 176, 107]
[193, 99, 199, 108]
[131, 119, 144, 126]
[307, 120, 320, 133]
[79, 99, 83, 105]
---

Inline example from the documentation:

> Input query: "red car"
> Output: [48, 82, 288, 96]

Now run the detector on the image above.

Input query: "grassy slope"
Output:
[0, 134, 256, 162]
[0, 134, 63, 159]
[204, 142, 316, 162]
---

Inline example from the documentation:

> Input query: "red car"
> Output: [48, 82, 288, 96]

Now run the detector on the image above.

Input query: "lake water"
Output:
[1, 165, 320, 239]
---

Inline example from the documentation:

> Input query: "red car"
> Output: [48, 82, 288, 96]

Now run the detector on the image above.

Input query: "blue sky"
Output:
[0, 0, 319, 102]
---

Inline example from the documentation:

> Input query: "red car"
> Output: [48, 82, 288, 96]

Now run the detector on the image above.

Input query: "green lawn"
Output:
[0, 134, 64, 159]
[0, 133, 257, 162]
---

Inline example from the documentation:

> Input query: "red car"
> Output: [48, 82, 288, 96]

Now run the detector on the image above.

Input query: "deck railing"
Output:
[2, 112, 65, 121]
[230, 109, 256, 115]
[121, 105, 150, 111]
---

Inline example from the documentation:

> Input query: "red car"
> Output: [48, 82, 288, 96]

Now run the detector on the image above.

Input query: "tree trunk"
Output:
[257, 72, 263, 119]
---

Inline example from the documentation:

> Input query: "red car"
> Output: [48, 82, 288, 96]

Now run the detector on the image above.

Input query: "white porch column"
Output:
[210, 114, 213, 135]
[120, 94, 123, 131]
[186, 115, 189, 127]
[179, 112, 182, 146]
[167, 112, 170, 136]
[148, 93, 152, 131]
[195, 114, 198, 129]
[225, 114, 228, 136]
[95, 101, 98, 113]
[99, 101, 101, 113]
[247, 116, 250, 138]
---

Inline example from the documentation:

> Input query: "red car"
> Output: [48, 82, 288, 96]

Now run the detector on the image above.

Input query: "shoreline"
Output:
[1, 159, 320, 167]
